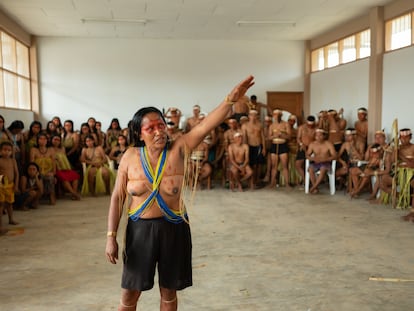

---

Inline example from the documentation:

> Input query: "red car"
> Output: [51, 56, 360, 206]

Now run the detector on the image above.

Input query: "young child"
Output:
[0, 141, 19, 234]
[17, 162, 44, 210]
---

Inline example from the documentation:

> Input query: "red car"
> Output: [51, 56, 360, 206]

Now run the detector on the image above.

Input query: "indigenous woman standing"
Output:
[105, 76, 254, 311]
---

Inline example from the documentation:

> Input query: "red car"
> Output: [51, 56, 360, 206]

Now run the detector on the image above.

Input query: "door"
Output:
[266, 92, 303, 124]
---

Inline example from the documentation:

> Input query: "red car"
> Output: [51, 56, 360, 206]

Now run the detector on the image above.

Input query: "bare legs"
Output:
[118, 288, 177, 311]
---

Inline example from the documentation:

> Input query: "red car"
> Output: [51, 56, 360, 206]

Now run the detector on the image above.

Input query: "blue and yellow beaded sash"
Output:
[128, 146, 187, 223]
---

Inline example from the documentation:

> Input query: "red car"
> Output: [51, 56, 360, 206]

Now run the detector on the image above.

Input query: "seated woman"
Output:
[80, 134, 115, 196]
[108, 134, 128, 170]
[30, 132, 56, 205]
[50, 135, 81, 200]
[14, 162, 44, 210]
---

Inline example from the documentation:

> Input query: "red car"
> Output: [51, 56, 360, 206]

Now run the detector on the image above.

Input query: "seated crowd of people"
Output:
[164, 96, 414, 218]
[0, 116, 128, 234]
[1, 95, 413, 233]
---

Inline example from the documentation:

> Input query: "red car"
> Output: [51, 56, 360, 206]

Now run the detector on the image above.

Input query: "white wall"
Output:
[0, 108, 34, 130]
[37, 37, 304, 130]
[310, 59, 369, 127]
[383, 46, 414, 134]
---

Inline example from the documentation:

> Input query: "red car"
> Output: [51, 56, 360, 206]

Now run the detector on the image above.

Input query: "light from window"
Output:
[342, 35, 356, 63]
[359, 29, 371, 58]
[0, 30, 31, 110]
[311, 48, 324, 72]
[327, 42, 339, 68]
[388, 13, 412, 50]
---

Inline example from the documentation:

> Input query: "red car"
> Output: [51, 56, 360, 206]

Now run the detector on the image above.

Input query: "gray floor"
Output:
[1, 186, 413, 311]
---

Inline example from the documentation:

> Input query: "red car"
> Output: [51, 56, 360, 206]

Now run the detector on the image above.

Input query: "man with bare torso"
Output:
[295, 116, 316, 185]
[268, 109, 291, 188]
[306, 129, 337, 194]
[242, 109, 265, 187]
[232, 95, 249, 122]
[185, 105, 201, 133]
[228, 132, 253, 191]
[327, 109, 344, 153]
[380, 129, 414, 211]
[105, 76, 255, 311]
[355, 107, 368, 153]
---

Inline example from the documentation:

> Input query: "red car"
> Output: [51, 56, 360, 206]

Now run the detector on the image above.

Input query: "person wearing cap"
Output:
[185, 105, 201, 133]
[335, 128, 364, 192]
[295, 116, 317, 185]
[306, 129, 337, 194]
[228, 132, 253, 191]
[354, 107, 368, 153]
[268, 109, 291, 188]
[241, 109, 266, 188]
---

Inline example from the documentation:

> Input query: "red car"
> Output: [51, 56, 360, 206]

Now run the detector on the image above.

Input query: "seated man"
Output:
[306, 129, 337, 194]
[381, 129, 414, 211]
[350, 143, 383, 198]
[336, 128, 364, 191]
[228, 132, 253, 191]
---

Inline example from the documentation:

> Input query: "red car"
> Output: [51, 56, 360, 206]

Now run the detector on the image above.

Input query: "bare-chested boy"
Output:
[306, 129, 337, 194]
[355, 107, 368, 154]
[0, 141, 19, 234]
[268, 109, 292, 188]
[295, 116, 316, 184]
[228, 132, 253, 191]
[242, 110, 265, 187]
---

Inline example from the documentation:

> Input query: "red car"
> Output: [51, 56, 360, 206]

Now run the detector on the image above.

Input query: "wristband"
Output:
[224, 95, 237, 105]
[107, 231, 117, 237]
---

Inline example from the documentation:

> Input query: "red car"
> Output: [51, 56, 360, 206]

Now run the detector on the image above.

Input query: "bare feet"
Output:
[0, 228, 8, 235]
[310, 187, 319, 194]
[9, 220, 19, 225]
[237, 183, 243, 192]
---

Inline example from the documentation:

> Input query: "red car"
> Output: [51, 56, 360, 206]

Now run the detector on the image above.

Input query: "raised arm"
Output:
[180, 75, 254, 151]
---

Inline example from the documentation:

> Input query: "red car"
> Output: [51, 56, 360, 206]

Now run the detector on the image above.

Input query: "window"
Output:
[386, 12, 413, 51]
[358, 29, 371, 59]
[311, 29, 370, 72]
[342, 35, 356, 63]
[326, 42, 339, 68]
[0, 31, 31, 109]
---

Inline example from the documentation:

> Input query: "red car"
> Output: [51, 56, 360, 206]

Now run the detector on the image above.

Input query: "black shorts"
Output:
[122, 217, 192, 291]
[296, 149, 306, 160]
[249, 145, 265, 165]
[270, 143, 289, 155]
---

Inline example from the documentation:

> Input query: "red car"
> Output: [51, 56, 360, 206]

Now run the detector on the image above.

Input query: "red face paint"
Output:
[141, 120, 166, 135]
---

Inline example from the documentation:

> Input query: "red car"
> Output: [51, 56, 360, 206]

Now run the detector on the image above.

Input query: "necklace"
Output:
[39, 147, 48, 155]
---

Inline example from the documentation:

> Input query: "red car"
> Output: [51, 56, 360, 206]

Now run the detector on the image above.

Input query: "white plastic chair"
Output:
[305, 159, 336, 195]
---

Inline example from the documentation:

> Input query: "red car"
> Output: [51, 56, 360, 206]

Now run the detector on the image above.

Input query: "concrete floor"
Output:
[1, 186, 414, 311]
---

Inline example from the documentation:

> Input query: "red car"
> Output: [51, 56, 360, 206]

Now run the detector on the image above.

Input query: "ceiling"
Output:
[0, 0, 392, 41]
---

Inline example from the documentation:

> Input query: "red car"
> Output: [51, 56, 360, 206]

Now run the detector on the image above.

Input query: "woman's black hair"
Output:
[130, 107, 167, 147]
[7, 120, 25, 131]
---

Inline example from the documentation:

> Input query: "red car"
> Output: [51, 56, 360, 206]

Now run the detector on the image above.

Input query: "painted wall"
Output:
[383, 46, 414, 135]
[37, 37, 305, 130]
[310, 59, 370, 126]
